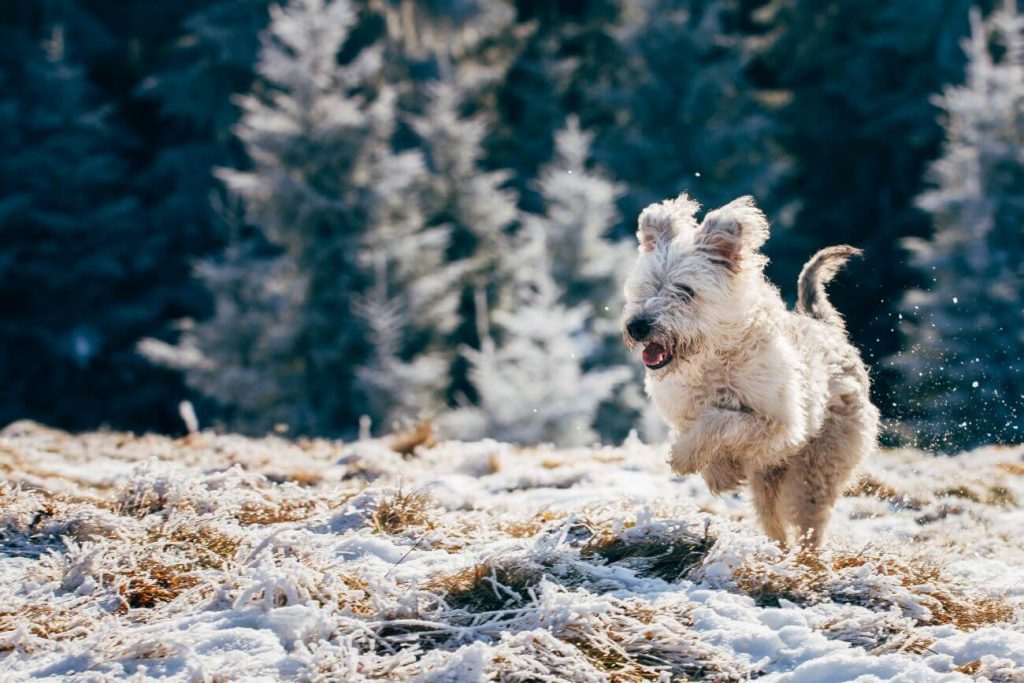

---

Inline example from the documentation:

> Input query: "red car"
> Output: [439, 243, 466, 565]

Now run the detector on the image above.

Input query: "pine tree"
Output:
[585, 0, 783, 227]
[143, 0, 528, 436]
[525, 116, 641, 441]
[750, 0, 983, 409]
[137, 0, 270, 254]
[0, 27, 186, 431]
[893, 1, 1024, 451]
[351, 143, 465, 432]
[149, 0, 446, 435]
[409, 81, 521, 405]
[446, 222, 628, 446]
[530, 117, 628, 312]
[488, 0, 622, 210]
[140, 237, 310, 434]
[356, 1, 525, 432]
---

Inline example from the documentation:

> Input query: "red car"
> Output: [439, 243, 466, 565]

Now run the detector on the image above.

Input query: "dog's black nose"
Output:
[626, 317, 652, 342]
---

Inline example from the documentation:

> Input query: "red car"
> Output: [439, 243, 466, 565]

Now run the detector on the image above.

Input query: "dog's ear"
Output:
[636, 193, 701, 253]
[696, 196, 769, 271]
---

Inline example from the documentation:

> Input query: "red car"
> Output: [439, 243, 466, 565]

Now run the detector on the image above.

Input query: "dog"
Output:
[622, 193, 879, 548]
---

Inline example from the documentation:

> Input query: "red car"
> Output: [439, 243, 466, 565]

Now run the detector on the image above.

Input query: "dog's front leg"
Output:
[697, 406, 802, 469]
[668, 432, 744, 493]
[667, 428, 716, 475]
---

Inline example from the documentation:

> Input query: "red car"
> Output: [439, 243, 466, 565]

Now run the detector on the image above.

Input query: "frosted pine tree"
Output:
[372, 0, 517, 70]
[530, 117, 628, 313]
[410, 81, 520, 403]
[138, 0, 269, 251]
[352, 149, 466, 432]
[526, 117, 642, 441]
[893, 2, 1024, 450]
[448, 223, 629, 446]
[148, 0, 458, 435]
[586, 0, 783, 223]
[356, 0, 521, 432]
[140, 237, 311, 434]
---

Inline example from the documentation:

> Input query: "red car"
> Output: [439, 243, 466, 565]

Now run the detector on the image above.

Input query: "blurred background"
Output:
[0, 0, 1020, 452]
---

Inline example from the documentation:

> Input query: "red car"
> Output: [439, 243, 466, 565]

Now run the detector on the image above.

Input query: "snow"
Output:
[0, 421, 1022, 681]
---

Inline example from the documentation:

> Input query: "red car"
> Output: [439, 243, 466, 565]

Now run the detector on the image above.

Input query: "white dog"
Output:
[622, 193, 879, 548]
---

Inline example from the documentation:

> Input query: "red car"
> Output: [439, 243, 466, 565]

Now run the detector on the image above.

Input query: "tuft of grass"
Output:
[120, 561, 201, 609]
[558, 600, 748, 682]
[955, 660, 982, 675]
[584, 525, 716, 583]
[732, 549, 1016, 630]
[871, 632, 935, 655]
[162, 522, 241, 568]
[371, 487, 434, 535]
[0, 600, 94, 647]
[847, 474, 903, 501]
[937, 485, 982, 502]
[561, 636, 640, 682]
[915, 504, 964, 525]
[234, 498, 319, 525]
[265, 471, 323, 486]
[731, 554, 829, 608]
[388, 422, 436, 456]
[987, 485, 1017, 507]
[562, 638, 745, 683]
[847, 475, 929, 510]
[426, 560, 542, 613]
[115, 484, 172, 518]
[820, 614, 935, 655]
[500, 510, 564, 539]
[996, 462, 1024, 476]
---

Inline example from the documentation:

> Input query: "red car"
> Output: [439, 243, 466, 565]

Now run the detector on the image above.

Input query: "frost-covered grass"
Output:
[1, 421, 1023, 681]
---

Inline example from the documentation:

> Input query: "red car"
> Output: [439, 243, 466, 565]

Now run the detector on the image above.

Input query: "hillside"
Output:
[1, 421, 1023, 681]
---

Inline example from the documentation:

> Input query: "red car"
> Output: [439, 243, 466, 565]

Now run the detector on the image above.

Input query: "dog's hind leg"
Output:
[751, 465, 788, 546]
[779, 397, 876, 548]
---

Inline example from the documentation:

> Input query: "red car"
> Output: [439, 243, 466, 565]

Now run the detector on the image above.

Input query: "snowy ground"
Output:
[0, 421, 1022, 682]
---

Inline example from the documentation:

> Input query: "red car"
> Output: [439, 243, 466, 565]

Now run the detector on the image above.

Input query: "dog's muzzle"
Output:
[641, 341, 672, 369]
[625, 317, 652, 342]
[625, 316, 674, 370]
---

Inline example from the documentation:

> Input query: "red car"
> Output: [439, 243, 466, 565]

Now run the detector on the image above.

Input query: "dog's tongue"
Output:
[642, 342, 668, 367]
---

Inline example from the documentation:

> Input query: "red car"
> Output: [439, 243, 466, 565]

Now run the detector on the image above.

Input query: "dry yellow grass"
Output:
[371, 487, 435, 534]
[0, 600, 95, 648]
[847, 474, 904, 502]
[388, 422, 437, 456]
[731, 548, 1016, 631]
[234, 498, 322, 525]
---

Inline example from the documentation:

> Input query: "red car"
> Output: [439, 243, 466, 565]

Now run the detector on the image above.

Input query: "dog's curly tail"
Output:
[796, 245, 862, 329]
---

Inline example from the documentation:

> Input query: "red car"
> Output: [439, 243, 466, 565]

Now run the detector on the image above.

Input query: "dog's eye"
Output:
[673, 283, 695, 301]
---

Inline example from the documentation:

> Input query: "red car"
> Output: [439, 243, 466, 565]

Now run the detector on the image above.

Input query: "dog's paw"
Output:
[701, 458, 746, 495]
[666, 432, 702, 475]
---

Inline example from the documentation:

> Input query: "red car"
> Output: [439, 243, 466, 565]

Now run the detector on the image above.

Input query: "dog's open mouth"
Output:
[642, 341, 673, 369]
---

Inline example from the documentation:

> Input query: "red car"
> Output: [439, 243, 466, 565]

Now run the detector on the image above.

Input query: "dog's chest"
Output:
[646, 362, 719, 427]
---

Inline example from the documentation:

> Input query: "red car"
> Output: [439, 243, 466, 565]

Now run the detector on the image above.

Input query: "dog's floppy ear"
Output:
[696, 196, 769, 271]
[636, 193, 701, 253]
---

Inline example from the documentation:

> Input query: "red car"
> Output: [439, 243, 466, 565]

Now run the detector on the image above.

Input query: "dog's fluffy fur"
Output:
[622, 193, 879, 548]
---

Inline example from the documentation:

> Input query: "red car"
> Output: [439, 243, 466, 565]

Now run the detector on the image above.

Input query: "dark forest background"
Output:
[1, 0, 1020, 451]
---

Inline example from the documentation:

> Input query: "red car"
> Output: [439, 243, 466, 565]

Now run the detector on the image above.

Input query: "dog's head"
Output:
[621, 193, 770, 374]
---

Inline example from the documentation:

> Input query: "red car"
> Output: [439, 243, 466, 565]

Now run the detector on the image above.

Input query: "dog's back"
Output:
[784, 246, 876, 444]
